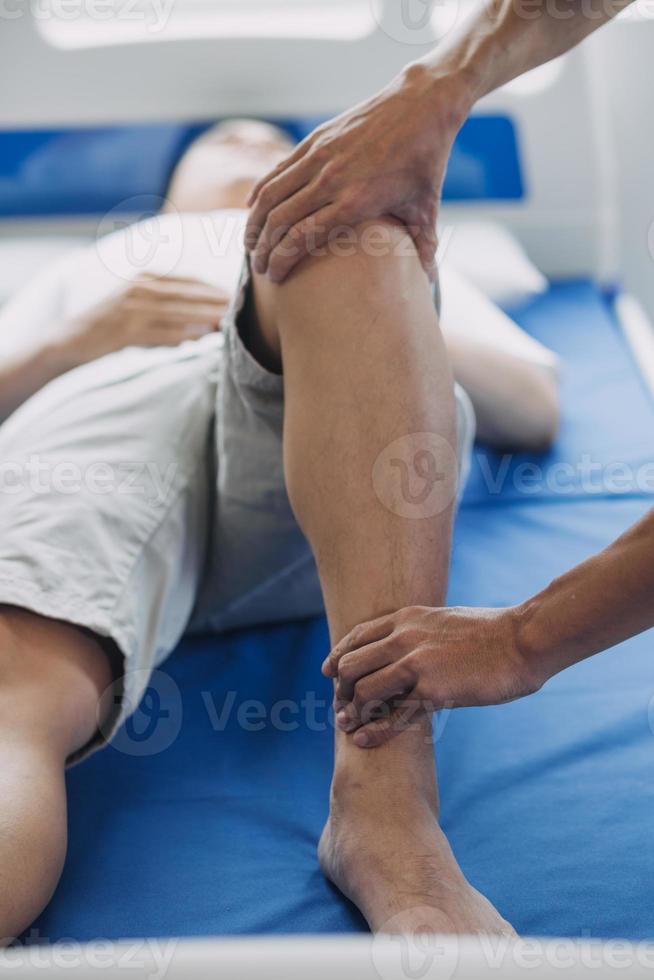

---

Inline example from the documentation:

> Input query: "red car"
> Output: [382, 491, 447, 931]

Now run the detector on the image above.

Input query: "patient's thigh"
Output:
[0, 339, 220, 759]
[191, 267, 324, 635]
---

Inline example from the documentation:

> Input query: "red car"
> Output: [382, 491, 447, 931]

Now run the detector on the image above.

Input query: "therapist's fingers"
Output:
[333, 642, 395, 704]
[322, 613, 396, 676]
[246, 135, 315, 208]
[336, 663, 415, 731]
[251, 183, 333, 276]
[350, 701, 422, 749]
[410, 219, 439, 282]
[387, 199, 439, 281]
[265, 204, 356, 283]
[245, 160, 312, 255]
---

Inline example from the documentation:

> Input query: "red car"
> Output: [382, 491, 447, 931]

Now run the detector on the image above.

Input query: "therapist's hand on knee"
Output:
[245, 65, 470, 284]
[323, 606, 543, 748]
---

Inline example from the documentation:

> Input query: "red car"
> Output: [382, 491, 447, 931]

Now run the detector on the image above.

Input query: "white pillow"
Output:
[440, 221, 548, 308]
[438, 263, 559, 376]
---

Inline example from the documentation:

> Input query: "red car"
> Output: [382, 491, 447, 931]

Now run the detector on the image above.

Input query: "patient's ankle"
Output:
[332, 731, 439, 819]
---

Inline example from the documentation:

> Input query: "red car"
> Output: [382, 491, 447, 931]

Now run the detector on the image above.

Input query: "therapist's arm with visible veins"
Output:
[324, 507, 654, 747]
[246, 0, 633, 283]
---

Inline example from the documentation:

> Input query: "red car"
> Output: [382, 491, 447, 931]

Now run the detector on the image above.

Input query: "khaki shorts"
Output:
[0, 262, 475, 761]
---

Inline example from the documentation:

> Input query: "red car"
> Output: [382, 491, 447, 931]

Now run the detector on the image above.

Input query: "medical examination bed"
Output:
[3, 6, 654, 976]
[6, 275, 653, 980]
[13, 276, 647, 946]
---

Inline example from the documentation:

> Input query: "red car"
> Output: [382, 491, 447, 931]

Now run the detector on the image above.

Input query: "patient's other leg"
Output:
[250, 222, 514, 935]
[0, 607, 114, 943]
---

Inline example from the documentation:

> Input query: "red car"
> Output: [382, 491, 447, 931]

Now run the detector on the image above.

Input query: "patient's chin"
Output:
[207, 178, 258, 211]
[164, 180, 253, 214]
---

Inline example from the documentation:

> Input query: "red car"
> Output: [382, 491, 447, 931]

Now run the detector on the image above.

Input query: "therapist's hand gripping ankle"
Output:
[322, 605, 544, 749]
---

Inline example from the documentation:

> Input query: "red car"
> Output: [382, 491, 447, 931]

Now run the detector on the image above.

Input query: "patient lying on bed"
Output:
[0, 120, 558, 941]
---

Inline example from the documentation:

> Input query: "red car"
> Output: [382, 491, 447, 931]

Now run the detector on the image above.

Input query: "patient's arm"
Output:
[445, 334, 559, 452]
[0, 344, 78, 426]
[0, 273, 228, 423]
[0, 257, 72, 423]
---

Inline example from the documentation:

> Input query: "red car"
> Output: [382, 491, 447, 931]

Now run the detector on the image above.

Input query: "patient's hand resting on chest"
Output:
[66, 273, 228, 361]
[0, 274, 229, 424]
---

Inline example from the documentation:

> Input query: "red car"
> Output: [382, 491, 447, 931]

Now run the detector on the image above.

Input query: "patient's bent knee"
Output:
[319, 217, 419, 277]
[0, 608, 114, 755]
[272, 216, 426, 318]
[342, 217, 418, 260]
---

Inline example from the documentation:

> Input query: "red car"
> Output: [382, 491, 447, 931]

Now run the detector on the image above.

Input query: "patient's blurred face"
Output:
[164, 119, 295, 213]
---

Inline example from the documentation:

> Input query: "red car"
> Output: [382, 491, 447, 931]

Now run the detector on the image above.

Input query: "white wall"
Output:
[2, 0, 654, 320]
[587, 16, 654, 318]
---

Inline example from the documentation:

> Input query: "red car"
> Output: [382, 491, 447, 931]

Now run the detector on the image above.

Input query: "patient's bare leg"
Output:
[0, 607, 114, 942]
[250, 222, 514, 935]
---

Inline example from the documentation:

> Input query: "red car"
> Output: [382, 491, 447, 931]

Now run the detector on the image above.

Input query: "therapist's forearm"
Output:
[326, 507, 654, 747]
[518, 508, 654, 685]
[245, 0, 634, 282]
[413, 0, 633, 107]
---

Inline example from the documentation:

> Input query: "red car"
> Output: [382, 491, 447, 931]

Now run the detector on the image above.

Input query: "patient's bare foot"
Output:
[319, 772, 515, 936]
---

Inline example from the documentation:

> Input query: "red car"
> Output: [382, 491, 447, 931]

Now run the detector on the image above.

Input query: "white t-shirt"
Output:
[0, 209, 247, 362]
